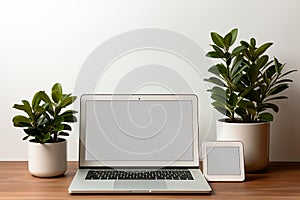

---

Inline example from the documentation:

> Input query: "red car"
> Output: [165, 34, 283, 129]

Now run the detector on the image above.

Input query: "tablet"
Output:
[202, 141, 245, 181]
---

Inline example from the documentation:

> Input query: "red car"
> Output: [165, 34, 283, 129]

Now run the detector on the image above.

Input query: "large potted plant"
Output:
[205, 28, 296, 172]
[12, 83, 77, 177]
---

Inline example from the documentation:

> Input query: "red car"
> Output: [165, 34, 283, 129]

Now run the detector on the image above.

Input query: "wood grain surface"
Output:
[0, 162, 299, 199]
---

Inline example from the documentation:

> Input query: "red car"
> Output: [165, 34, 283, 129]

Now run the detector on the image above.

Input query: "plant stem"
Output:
[53, 133, 57, 142]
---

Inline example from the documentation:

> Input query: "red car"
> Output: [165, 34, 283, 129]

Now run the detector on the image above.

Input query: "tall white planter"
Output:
[216, 120, 270, 172]
[28, 139, 67, 177]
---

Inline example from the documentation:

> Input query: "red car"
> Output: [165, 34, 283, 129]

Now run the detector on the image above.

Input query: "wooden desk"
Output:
[0, 162, 299, 199]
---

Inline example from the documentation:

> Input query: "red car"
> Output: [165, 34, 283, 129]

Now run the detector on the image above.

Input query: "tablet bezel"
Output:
[202, 141, 245, 181]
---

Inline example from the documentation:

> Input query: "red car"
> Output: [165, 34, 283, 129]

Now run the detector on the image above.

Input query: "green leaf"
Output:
[241, 48, 252, 61]
[274, 57, 282, 73]
[260, 84, 267, 95]
[211, 93, 227, 105]
[59, 110, 78, 123]
[45, 103, 55, 116]
[256, 55, 269, 69]
[60, 110, 78, 115]
[208, 86, 227, 97]
[208, 64, 227, 77]
[59, 96, 77, 108]
[37, 116, 48, 126]
[63, 115, 77, 123]
[39, 91, 52, 105]
[235, 82, 247, 92]
[231, 59, 245, 78]
[207, 65, 220, 77]
[224, 32, 232, 49]
[258, 112, 273, 122]
[22, 100, 32, 113]
[260, 60, 273, 72]
[211, 45, 225, 57]
[228, 93, 238, 107]
[62, 124, 72, 131]
[268, 84, 289, 96]
[22, 135, 30, 140]
[206, 51, 223, 58]
[35, 105, 46, 114]
[238, 83, 253, 97]
[265, 96, 288, 102]
[204, 77, 225, 87]
[240, 40, 249, 48]
[211, 101, 230, 117]
[211, 32, 225, 48]
[232, 65, 248, 83]
[266, 65, 276, 79]
[58, 131, 69, 136]
[12, 115, 32, 127]
[232, 45, 246, 56]
[266, 103, 279, 113]
[229, 28, 238, 46]
[24, 128, 37, 136]
[279, 69, 297, 78]
[62, 93, 71, 98]
[235, 107, 247, 116]
[263, 72, 270, 85]
[32, 92, 42, 109]
[250, 38, 256, 48]
[275, 79, 293, 84]
[53, 116, 64, 126]
[254, 42, 273, 58]
[214, 107, 230, 117]
[248, 64, 260, 83]
[258, 103, 279, 113]
[40, 132, 51, 144]
[244, 89, 260, 102]
[13, 100, 34, 120]
[216, 63, 228, 75]
[232, 73, 244, 85]
[52, 83, 63, 103]
[13, 104, 25, 112]
[55, 124, 64, 131]
[54, 107, 62, 116]
[238, 100, 257, 115]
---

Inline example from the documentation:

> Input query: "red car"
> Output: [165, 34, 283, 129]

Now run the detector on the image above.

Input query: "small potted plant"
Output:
[205, 28, 296, 172]
[12, 83, 77, 177]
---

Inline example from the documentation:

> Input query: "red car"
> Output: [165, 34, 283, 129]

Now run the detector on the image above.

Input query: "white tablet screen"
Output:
[206, 147, 241, 175]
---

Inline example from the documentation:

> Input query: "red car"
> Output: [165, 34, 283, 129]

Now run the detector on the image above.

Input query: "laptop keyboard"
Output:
[85, 169, 194, 180]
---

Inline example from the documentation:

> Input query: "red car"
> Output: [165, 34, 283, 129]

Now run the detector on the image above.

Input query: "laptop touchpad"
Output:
[114, 181, 167, 190]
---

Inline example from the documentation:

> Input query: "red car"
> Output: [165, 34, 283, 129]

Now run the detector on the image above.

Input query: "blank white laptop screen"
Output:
[82, 99, 195, 166]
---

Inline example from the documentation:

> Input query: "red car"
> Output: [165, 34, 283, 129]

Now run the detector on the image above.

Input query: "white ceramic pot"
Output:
[28, 139, 67, 177]
[216, 119, 270, 172]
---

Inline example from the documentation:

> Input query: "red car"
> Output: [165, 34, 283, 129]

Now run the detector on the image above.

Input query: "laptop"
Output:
[68, 94, 212, 194]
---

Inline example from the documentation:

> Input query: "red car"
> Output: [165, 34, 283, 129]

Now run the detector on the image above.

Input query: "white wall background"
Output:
[0, 0, 299, 161]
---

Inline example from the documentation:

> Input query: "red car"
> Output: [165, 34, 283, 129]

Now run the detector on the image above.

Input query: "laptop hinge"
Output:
[79, 166, 200, 169]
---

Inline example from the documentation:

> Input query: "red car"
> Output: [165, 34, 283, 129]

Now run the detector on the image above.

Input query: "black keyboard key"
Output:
[86, 171, 100, 180]
[85, 169, 194, 180]
[85, 171, 95, 180]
